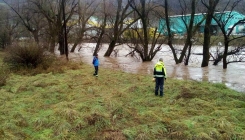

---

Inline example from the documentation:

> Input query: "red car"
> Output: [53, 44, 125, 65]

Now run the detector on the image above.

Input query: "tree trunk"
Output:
[201, 32, 211, 67]
[104, 0, 122, 57]
[58, 29, 65, 55]
[223, 39, 229, 69]
[201, 16, 212, 67]
[179, 0, 196, 64]
[168, 43, 179, 63]
[164, 0, 178, 64]
[32, 30, 39, 44]
[94, 29, 105, 56]
[62, 0, 68, 60]
[201, 0, 218, 67]
[70, 43, 78, 53]
[213, 54, 223, 65]
[47, 22, 56, 53]
[185, 44, 192, 65]
[70, 33, 85, 53]
[49, 39, 56, 53]
[104, 39, 117, 56]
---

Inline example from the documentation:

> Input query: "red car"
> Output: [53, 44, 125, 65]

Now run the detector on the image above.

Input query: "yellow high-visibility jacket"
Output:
[153, 61, 167, 78]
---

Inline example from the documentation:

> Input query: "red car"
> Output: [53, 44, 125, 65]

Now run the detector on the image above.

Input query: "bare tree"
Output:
[0, 4, 12, 49]
[127, 0, 164, 61]
[201, 0, 219, 67]
[210, 0, 245, 68]
[162, 0, 178, 63]
[3, 0, 45, 45]
[179, 0, 201, 65]
[30, 0, 77, 55]
[182, 1, 195, 65]
[92, 0, 109, 56]
[69, 0, 98, 53]
[103, 0, 139, 57]
[157, 0, 204, 64]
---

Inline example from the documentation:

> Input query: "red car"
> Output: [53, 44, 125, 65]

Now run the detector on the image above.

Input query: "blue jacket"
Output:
[92, 56, 99, 66]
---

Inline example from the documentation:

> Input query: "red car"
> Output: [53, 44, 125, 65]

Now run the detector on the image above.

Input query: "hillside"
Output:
[0, 57, 245, 139]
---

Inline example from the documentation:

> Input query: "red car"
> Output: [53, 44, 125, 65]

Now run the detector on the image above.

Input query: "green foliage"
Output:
[0, 57, 245, 139]
[123, 28, 152, 40]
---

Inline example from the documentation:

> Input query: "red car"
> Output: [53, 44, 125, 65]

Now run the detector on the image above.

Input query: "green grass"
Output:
[0, 55, 245, 139]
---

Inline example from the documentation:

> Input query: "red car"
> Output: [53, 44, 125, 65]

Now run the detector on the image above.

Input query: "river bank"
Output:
[67, 43, 245, 93]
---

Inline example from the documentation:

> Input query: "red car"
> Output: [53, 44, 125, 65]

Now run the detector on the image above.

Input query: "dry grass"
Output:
[0, 54, 245, 139]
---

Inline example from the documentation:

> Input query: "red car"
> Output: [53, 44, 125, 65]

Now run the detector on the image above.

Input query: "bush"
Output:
[0, 52, 9, 86]
[0, 64, 9, 86]
[3, 42, 54, 70]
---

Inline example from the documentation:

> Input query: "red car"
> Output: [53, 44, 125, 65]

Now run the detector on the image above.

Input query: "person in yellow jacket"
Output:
[153, 58, 167, 97]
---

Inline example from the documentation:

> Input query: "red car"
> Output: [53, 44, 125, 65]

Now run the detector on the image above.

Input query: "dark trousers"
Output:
[155, 77, 164, 96]
[94, 66, 98, 75]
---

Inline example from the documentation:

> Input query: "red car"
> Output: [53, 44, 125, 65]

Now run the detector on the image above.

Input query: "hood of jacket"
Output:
[155, 61, 164, 68]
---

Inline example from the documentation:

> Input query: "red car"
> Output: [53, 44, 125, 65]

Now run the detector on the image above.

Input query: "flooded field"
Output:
[67, 43, 245, 93]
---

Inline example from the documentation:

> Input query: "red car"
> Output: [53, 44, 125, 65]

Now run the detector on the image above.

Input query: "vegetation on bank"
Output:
[0, 52, 245, 140]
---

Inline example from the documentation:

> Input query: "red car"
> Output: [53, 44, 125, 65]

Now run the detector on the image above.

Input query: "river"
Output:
[67, 43, 245, 93]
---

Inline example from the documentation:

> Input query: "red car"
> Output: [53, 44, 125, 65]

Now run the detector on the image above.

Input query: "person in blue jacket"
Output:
[153, 58, 167, 97]
[92, 53, 100, 77]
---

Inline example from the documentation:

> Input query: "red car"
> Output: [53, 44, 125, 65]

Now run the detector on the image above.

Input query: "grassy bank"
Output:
[0, 57, 245, 139]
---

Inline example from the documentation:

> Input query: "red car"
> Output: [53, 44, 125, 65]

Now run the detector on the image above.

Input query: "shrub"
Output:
[3, 42, 54, 70]
[0, 64, 9, 86]
[0, 52, 9, 86]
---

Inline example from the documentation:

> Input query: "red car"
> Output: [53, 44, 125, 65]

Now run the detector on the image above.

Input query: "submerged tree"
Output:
[103, 0, 138, 57]
[179, 0, 204, 65]
[210, 0, 245, 68]
[158, 0, 204, 65]
[127, 0, 164, 61]
[92, 0, 109, 56]
[201, 0, 219, 67]
[70, 0, 98, 53]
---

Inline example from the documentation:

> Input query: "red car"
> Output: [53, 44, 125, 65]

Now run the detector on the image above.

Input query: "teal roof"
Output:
[159, 11, 245, 35]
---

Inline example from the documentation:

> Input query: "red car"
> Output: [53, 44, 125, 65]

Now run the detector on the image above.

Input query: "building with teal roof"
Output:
[158, 11, 245, 35]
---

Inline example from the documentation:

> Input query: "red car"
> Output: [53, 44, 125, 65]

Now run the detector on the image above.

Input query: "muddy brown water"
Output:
[66, 43, 245, 93]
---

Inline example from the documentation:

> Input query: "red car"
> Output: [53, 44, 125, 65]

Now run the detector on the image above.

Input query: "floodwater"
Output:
[68, 43, 245, 93]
